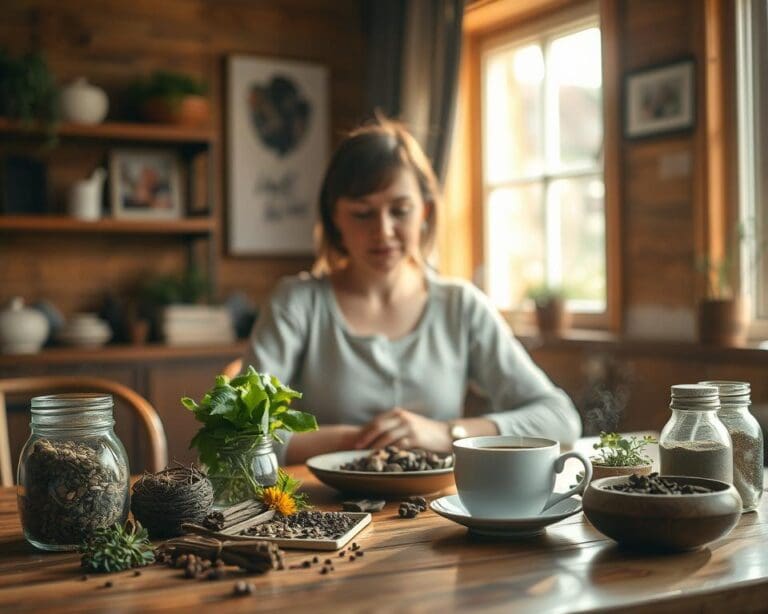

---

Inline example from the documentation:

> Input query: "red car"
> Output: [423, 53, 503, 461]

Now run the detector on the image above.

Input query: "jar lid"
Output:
[698, 380, 750, 397]
[31, 393, 113, 413]
[30, 393, 114, 429]
[698, 380, 751, 406]
[670, 384, 720, 410]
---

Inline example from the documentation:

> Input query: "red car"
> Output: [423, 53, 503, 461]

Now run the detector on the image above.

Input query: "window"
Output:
[736, 0, 768, 328]
[480, 12, 605, 313]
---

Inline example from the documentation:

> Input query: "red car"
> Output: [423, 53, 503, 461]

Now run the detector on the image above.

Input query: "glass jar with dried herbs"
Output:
[183, 367, 318, 507]
[17, 394, 130, 551]
[700, 380, 764, 512]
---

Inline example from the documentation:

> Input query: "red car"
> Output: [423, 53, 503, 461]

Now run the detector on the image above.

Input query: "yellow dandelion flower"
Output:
[262, 486, 298, 516]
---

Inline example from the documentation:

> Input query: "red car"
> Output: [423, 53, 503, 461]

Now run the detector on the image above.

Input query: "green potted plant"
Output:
[589, 432, 656, 482]
[128, 70, 209, 125]
[695, 224, 764, 346]
[0, 50, 59, 133]
[182, 366, 318, 506]
[526, 284, 570, 336]
[137, 265, 215, 343]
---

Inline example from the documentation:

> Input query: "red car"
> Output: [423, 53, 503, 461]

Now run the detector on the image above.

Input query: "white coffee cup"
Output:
[453, 435, 592, 519]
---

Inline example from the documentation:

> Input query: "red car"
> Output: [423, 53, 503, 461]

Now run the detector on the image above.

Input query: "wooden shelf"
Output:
[0, 118, 217, 145]
[0, 342, 247, 367]
[0, 215, 215, 235]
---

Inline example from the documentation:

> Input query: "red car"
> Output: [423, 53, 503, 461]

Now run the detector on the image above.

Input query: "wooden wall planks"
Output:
[0, 0, 365, 315]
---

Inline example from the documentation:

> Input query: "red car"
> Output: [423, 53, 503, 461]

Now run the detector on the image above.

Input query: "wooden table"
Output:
[1, 442, 767, 613]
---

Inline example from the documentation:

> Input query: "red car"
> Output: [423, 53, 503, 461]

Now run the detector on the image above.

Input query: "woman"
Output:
[243, 118, 581, 464]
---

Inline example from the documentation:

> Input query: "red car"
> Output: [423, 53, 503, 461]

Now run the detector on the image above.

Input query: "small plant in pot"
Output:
[128, 70, 209, 125]
[588, 432, 657, 482]
[696, 223, 765, 346]
[526, 284, 570, 336]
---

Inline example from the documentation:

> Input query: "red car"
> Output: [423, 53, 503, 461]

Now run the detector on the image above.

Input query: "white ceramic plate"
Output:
[430, 494, 582, 537]
[306, 450, 455, 497]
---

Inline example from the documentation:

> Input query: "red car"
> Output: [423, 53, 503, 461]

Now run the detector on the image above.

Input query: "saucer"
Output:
[430, 495, 582, 537]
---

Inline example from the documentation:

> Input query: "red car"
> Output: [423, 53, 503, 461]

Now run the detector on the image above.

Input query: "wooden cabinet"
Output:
[0, 343, 245, 474]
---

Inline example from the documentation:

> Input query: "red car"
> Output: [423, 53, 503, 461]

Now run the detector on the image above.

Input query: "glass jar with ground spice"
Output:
[699, 381, 763, 512]
[16, 394, 130, 551]
[659, 384, 733, 484]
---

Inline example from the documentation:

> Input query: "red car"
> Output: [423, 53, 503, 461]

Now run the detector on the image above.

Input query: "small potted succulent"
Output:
[526, 284, 570, 336]
[588, 432, 656, 481]
[128, 70, 209, 125]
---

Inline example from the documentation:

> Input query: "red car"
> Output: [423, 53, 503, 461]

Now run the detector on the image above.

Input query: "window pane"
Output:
[484, 44, 544, 184]
[548, 27, 603, 171]
[550, 177, 606, 309]
[486, 184, 545, 309]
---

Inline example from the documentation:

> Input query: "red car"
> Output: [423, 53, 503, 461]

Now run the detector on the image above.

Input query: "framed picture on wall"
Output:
[109, 149, 182, 219]
[226, 55, 329, 255]
[624, 59, 695, 138]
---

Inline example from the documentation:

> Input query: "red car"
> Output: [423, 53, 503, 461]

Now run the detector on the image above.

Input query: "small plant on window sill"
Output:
[695, 223, 766, 345]
[526, 284, 570, 336]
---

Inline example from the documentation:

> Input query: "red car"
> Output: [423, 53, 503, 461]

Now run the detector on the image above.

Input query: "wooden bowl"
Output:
[583, 475, 742, 552]
[590, 463, 652, 483]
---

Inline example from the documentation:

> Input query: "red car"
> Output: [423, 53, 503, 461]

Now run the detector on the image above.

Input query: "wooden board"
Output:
[218, 511, 372, 551]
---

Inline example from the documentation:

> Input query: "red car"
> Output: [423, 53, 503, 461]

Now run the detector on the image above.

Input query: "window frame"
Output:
[480, 12, 605, 315]
[453, 0, 621, 332]
[736, 0, 768, 337]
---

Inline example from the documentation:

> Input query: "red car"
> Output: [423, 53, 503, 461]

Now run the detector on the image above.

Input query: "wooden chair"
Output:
[222, 358, 242, 379]
[0, 376, 168, 486]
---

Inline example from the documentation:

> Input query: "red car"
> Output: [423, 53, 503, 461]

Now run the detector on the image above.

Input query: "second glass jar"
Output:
[700, 380, 764, 512]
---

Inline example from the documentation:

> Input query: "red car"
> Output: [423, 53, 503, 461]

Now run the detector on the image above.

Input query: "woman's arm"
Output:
[284, 425, 362, 464]
[352, 409, 499, 452]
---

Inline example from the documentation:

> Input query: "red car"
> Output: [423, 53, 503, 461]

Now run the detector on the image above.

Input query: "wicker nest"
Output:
[131, 465, 214, 538]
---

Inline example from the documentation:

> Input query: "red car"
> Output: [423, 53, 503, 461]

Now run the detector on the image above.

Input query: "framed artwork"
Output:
[624, 59, 695, 138]
[226, 55, 329, 255]
[109, 149, 182, 219]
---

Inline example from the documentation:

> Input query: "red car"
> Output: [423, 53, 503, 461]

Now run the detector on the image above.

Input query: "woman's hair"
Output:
[313, 117, 441, 273]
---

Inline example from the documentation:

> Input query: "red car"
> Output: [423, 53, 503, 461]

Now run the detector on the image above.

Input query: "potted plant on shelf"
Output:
[183, 366, 318, 506]
[526, 284, 570, 336]
[0, 50, 59, 133]
[589, 432, 656, 482]
[128, 70, 210, 125]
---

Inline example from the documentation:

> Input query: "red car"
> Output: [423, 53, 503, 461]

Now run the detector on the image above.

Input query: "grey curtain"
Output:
[362, 0, 464, 183]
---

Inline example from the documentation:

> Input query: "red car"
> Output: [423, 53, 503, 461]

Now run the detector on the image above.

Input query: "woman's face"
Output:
[333, 167, 430, 275]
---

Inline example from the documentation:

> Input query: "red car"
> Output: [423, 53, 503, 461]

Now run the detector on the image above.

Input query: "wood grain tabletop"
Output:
[1, 443, 767, 613]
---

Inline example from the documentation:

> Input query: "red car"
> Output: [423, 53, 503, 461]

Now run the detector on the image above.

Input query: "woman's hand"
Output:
[354, 408, 452, 452]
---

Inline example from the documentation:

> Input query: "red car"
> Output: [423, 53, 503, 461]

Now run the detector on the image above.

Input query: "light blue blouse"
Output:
[243, 272, 581, 460]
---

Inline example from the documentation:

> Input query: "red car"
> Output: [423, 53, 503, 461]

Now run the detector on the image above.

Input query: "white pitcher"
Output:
[68, 167, 106, 221]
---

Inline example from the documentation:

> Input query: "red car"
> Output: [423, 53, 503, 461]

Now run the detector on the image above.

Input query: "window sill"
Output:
[512, 324, 768, 362]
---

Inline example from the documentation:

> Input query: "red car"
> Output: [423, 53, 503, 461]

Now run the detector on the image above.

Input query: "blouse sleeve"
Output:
[241, 277, 311, 463]
[464, 284, 582, 446]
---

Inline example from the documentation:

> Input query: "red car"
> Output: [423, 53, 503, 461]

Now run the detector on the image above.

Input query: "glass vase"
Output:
[206, 437, 278, 507]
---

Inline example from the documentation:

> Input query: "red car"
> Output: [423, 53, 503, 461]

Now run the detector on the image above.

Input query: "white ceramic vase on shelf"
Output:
[0, 297, 49, 354]
[60, 78, 109, 125]
[57, 313, 111, 348]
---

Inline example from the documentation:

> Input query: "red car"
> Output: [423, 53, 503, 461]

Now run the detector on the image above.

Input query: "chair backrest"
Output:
[0, 376, 168, 486]
[222, 358, 243, 379]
